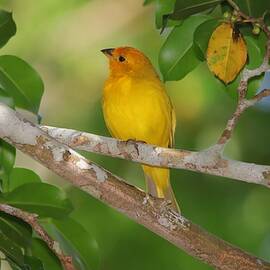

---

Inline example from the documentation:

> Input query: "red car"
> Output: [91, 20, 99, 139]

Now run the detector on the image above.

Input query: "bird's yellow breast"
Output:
[102, 75, 174, 147]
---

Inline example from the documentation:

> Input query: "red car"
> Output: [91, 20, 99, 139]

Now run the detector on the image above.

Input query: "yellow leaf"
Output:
[206, 23, 247, 84]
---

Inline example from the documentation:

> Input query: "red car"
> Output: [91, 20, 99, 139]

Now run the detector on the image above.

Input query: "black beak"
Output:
[101, 48, 114, 56]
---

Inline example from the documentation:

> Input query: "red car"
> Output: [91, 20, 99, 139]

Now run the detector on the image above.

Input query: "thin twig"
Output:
[0, 204, 76, 270]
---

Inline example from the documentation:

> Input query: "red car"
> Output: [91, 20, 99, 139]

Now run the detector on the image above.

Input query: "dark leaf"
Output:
[6, 258, 24, 270]
[9, 167, 41, 192]
[42, 217, 99, 270]
[170, 0, 223, 20]
[193, 19, 222, 60]
[4, 183, 73, 218]
[24, 255, 44, 270]
[0, 55, 44, 114]
[0, 10, 16, 48]
[159, 15, 210, 81]
[0, 233, 24, 267]
[0, 212, 32, 249]
[234, 0, 270, 18]
[31, 238, 62, 270]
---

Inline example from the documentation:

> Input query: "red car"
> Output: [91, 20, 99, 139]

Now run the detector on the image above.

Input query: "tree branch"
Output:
[0, 204, 76, 270]
[0, 104, 270, 270]
[41, 126, 270, 188]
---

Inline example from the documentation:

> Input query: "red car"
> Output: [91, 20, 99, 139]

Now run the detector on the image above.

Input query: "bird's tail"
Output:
[142, 165, 180, 213]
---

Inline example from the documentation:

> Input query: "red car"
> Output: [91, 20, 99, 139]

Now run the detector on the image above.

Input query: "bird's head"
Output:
[101, 47, 157, 78]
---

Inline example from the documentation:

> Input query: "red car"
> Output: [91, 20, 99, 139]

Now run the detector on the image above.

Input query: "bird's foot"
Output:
[142, 193, 155, 208]
[125, 139, 147, 155]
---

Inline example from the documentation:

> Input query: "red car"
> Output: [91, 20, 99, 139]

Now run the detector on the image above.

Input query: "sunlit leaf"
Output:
[9, 167, 41, 192]
[159, 14, 209, 81]
[0, 10, 16, 48]
[207, 23, 247, 84]
[194, 18, 222, 60]
[0, 55, 44, 114]
[155, 0, 176, 29]
[42, 217, 99, 270]
[31, 238, 62, 270]
[170, 0, 223, 20]
[4, 183, 73, 218]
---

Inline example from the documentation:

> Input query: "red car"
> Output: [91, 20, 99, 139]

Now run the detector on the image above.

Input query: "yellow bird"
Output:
[101, 47, 179, 212]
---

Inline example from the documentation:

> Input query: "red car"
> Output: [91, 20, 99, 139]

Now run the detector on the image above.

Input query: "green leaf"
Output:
[234, 0, 270, 18]
[31, 238, 62, 270]
[4, 183, 73, 218]
[155, 0, 176, 29]
[42, 217, 99, 270]
[245, 36, 264, 69]
[193, 19, 222, 60]
[0, 55, 44, 114]
[0, 10, 16, 48]
[24, 255, 44, 270]
[0, 88, 14, 108]
[170, 0, 223, 20]
[0, 233, 24, 267]
[0, 212, 32, 249]
[0, 140, 15, 191]
[9, 167, 41, 192]
[226, 30, 266, 100]
[159, 15, 209, 81]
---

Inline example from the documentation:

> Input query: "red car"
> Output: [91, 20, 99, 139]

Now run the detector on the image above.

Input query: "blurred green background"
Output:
[1, 0, 270, 269]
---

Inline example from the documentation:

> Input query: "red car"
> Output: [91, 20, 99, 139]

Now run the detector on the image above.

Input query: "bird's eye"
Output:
[118, 56, 126, 62]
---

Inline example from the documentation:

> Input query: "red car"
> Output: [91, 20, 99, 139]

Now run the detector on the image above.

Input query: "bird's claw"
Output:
[142, 194, 154, 207]
[125, 139, 146, 155]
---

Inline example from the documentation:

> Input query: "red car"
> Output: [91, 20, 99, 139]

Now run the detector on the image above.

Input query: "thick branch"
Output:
[42, 126, 270, 188]
[0, 104, 270, 270]
[0, 204, 75, 270]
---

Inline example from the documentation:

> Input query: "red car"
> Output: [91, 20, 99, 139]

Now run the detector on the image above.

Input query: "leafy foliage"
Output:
[170, 0, 223, 20]
[159, 14, 209, 81]
[234, 0, 270, 18]
[0, 10, 16, 48]
[0, 55, 44, 115]
[43, 217, 100, 270]
[154, 0, 269, 101]
[3, 183, 73, 218]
